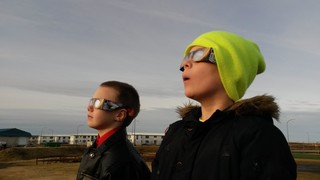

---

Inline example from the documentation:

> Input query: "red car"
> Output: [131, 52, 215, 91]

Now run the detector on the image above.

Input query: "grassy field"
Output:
[0, 146, 319, 180]
[0, 160, 79, 180]
[1, 160, 319, 180]
[293, 153, 320, 160]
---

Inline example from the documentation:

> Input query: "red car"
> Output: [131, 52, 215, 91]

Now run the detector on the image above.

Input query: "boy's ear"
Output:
[114, 109, 127, 122]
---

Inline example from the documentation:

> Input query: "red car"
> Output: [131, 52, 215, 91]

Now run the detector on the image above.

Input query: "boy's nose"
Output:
[180, 60, 192, 71]
[87, 104, 94, 112]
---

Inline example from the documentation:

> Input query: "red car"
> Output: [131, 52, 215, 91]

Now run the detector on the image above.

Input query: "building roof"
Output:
[0, 128, 32, 137]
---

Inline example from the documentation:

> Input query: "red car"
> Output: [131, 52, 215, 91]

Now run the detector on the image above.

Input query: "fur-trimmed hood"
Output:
[176, 95, 280, 121]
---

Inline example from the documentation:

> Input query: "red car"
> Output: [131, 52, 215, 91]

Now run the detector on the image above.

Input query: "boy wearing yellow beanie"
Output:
[151, 31, 296, 180]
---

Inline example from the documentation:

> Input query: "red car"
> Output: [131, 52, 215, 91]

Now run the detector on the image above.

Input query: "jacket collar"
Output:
[88, 128, 127, 156]
[176, 95, 280, 121]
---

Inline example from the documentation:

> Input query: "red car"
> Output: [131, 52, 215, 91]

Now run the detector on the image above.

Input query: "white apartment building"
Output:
[35, 135, 71, 144]
[127, 132, 164, 146]
[69, 134, 97, 145]
[31, 132, 165, 146]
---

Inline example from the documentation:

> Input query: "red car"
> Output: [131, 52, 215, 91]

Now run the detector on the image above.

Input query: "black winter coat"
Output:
[151, 95, 296, 180]
[77, 128, 150, 180]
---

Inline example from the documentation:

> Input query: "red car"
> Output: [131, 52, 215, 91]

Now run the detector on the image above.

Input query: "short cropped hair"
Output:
[100, 81, 140, 127]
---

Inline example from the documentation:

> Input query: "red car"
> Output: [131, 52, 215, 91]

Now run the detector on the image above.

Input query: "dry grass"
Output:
[297, 172, 320, 180]
[0, 146, 86, 162]
[0, 146, 320, 180]
[0, 160, 79, 180]
[1, 159, 319, 180]
[0, 146, 154, 180]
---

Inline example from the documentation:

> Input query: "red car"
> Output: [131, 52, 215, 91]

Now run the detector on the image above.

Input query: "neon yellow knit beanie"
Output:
[184, 31, 266, 102]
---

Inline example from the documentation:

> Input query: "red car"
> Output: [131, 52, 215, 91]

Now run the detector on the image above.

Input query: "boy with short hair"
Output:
[77, 81, 150, 180]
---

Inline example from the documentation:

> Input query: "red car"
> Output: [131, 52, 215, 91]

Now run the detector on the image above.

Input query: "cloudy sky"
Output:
[1, 0, 319, 142]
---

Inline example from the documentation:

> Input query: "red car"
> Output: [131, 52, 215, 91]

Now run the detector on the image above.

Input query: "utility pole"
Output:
[133, 119, 136, 146]
[76, 124, 84, 144]
[286, 119, 295, 142]
[40, 127, 47, 145]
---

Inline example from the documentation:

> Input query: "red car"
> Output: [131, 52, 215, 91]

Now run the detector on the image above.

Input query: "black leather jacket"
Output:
[77, 128, 150, 180]
[151, 95, 296, 180]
